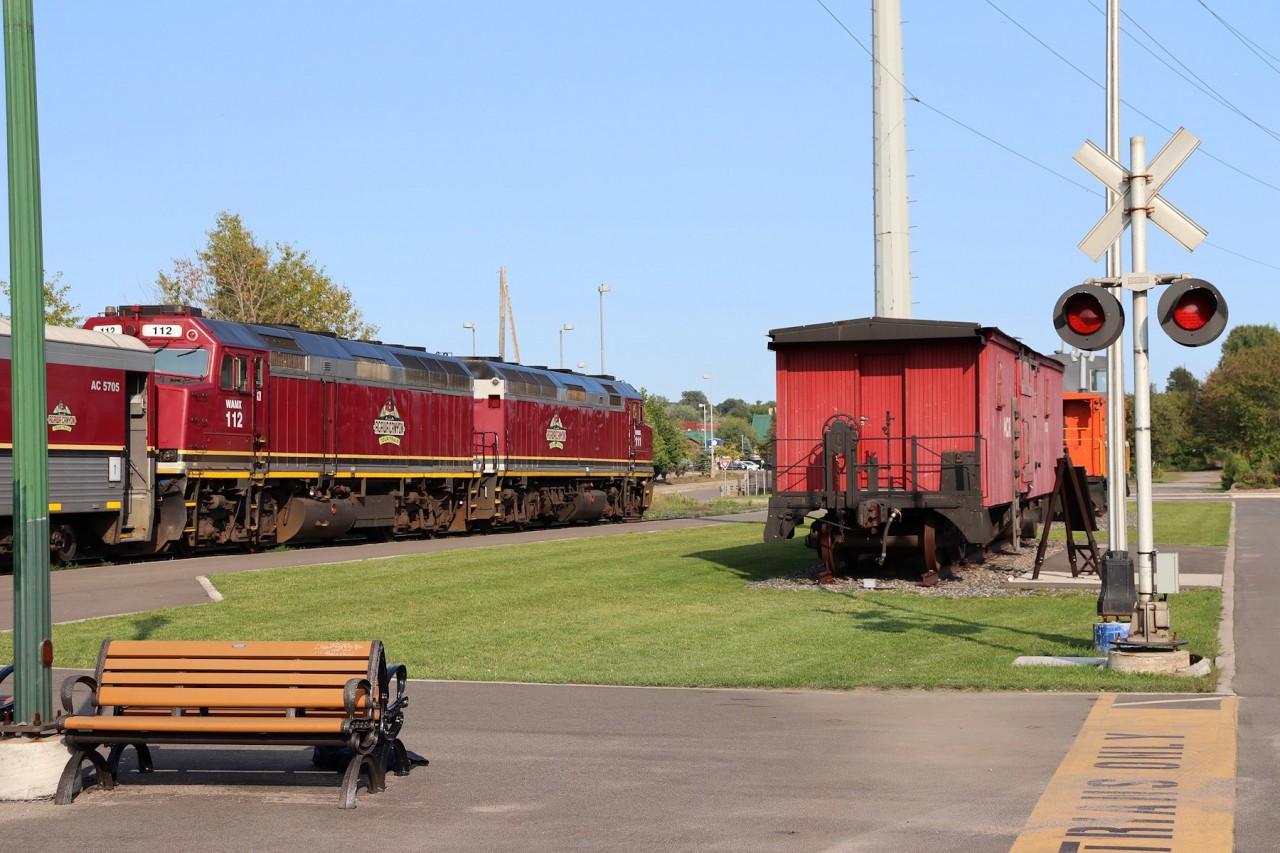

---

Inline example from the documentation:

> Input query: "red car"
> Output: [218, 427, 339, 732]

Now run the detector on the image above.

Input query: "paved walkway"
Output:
[0, 472, 1273, 851]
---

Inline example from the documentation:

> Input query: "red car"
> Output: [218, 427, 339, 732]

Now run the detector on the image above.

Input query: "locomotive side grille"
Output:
[269, 351, 306, 372]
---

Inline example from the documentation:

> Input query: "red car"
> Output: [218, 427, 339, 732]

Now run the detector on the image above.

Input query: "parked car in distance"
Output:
[727, 460, 761, 470]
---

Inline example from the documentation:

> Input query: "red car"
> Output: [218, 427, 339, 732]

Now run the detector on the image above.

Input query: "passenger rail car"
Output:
[0, 321, 154, 561]
[0, 305, 654, 562]
[764, 317, 1064, 578]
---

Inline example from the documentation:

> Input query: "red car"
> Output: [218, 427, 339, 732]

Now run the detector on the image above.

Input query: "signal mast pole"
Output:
[1104, 0, 1127, 556]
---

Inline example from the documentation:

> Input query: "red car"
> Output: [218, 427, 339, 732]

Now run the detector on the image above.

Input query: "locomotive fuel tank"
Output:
[277, 496, 359, 544]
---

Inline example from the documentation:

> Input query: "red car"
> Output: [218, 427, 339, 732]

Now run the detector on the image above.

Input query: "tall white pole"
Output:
[1105, 0, 1127, 554]
[703, 373, 715, 470]
[1129, 136, 1155, 605]
[598, 283, 610, 373]
[700, 403, 708, 472]
[872, 0, 912, 318]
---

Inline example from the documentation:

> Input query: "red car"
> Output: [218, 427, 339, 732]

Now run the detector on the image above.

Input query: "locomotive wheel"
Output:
[175, 534, 197, 558]
[51, 524, 77, 564]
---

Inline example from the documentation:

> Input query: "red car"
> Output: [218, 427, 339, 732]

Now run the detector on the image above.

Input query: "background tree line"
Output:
[1144, 323, 1280, 487]
[643, 391, 774, 478]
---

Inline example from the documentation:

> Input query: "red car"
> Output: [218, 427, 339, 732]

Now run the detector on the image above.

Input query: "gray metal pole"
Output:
[1129, 136, 1155, 605]
[3, 0, 53, 728]
[1105, 0, 1128, 555]
[871, 0, 912, 318]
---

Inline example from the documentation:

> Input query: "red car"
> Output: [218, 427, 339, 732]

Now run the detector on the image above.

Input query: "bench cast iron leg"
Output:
[107, 742, 153, 774]
[338, 750, 385, 809]
[55, 748, 117, 805]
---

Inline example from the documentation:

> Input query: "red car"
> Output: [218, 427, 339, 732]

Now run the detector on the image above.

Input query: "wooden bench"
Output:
[55, 640, 412, 809]
[0, 663, 12, 722]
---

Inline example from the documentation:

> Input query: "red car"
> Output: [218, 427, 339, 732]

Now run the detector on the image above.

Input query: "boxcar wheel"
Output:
[922, 519, 939, 574]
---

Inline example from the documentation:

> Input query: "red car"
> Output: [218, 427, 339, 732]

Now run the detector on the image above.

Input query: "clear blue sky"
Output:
[4, 1, 1277, 404]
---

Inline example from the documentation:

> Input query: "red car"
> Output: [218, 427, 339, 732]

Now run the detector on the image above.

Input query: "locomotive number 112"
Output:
[226, 410, 244, 429]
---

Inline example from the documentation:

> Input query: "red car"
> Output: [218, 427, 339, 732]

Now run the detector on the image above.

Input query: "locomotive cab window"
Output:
[220, 353, 250, 393]
[154, 346, 210, 379]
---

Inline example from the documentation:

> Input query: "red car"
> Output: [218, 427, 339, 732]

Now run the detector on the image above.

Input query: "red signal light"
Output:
[1064, 294, 1105, 336]
[1170, 290, 1214, 332]
[1157, 278, 1227, 347]
[1053, 283, 1123, 351]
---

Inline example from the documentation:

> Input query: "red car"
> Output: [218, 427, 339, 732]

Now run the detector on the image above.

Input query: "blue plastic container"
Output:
[1093, 621, 1130, 652]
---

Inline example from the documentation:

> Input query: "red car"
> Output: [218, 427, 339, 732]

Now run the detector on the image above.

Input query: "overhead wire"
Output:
[1085, 0, 1280, 144]
[1194, 0, 1280, 76]
[813, 0, 1280, 271]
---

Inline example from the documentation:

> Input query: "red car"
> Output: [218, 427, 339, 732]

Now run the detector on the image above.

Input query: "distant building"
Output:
[1049, 349, 1109, 394]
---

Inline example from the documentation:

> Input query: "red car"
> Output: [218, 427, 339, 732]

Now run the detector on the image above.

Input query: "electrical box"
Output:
[1154, 551, 1180, 595]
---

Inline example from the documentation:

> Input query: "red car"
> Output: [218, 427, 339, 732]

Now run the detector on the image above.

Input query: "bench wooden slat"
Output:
[96, 685, 366, 709]
[61, 714, 351, 735]
[100, 672, 362, 688]
[102, 658, 371, 674]
[104, 640, 373, 660]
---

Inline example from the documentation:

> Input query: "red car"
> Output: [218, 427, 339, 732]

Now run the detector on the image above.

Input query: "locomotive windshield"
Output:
[153, 345, 211, 379]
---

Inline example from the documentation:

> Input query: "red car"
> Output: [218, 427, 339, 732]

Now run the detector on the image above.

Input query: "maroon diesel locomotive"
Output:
[764, 317, 1064, 578]
[0, 305, 653, 561]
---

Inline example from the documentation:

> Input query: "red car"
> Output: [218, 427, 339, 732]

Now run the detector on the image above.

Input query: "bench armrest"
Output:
[60, 674, 99, 715]
[344, 677, 374, 720]
[385, 663, 408, 714]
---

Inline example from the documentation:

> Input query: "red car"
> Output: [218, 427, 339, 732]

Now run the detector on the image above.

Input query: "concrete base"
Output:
[1013, 656, 1107, 668]
[0, 736, 69, 801]
[1107, 648, 1192, 674]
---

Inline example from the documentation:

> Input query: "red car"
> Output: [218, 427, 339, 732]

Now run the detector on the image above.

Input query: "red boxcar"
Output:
[765, 317, 1064, 578]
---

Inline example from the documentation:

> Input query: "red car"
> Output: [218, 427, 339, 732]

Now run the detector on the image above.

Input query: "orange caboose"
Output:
[1063, 392, 1106, 478]
[1063, 392, 1113, 511]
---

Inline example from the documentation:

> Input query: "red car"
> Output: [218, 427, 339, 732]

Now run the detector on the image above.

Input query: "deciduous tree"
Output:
[0, 271, 81, 327]
[155, 212, 378, 339]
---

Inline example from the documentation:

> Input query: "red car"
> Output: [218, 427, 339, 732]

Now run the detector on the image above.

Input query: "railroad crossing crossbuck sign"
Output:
[1075, 127, 1207, 262]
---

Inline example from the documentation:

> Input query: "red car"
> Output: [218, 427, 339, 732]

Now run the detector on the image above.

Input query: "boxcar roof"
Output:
[1, 319, 154, 372]
[767, 316, 986, 348]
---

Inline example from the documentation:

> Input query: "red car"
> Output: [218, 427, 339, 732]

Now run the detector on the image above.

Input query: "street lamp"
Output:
[703, 373, 714, 471]
[598, 283, 611, 374]
[699, 403, 707, 474]
[559, 323, 574, 369]
[462, 321, 476, 356]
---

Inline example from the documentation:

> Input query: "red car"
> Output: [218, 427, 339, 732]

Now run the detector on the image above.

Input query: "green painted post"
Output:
[3, 0, 52, 728]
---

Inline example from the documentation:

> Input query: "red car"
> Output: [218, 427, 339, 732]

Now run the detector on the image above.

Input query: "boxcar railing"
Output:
[772, 432, 984, 507]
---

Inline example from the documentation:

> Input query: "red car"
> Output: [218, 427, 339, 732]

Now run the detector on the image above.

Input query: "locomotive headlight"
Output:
[160, 449, 178, 463]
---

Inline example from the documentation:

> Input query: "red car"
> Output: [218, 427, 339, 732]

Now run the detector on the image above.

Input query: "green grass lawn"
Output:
[1, 520, 1222, 693]
[1048, 499, 1232, 547]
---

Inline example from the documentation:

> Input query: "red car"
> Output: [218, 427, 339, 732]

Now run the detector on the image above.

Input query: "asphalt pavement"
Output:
[0, 473, 1274, 851]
